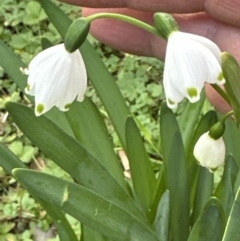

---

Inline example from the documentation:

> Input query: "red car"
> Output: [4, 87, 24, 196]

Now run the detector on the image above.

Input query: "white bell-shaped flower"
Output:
[193, 131, 226, 171]
[164, 31, 225, 108]
[24, 43, 87, 116]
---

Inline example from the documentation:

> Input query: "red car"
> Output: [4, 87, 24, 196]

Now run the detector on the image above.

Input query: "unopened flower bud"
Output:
[208, 122, 225, 140]
[193, 131, 226, 172]
[153, 13, 179, 39]
[64, 18, 90, 53]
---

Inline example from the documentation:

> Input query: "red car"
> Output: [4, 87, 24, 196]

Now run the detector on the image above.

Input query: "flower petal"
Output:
[56, 51, 87, 110]
[73, 50, 87, 101]
[180, 32, 222, 62]
[34, 52, 71, 111]
[165, 33, 206, 102]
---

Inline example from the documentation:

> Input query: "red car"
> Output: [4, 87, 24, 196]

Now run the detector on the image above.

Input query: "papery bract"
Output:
[24, 43, 87, 116]
[193, 131, 226, 171]
[164, 31, 225, 108]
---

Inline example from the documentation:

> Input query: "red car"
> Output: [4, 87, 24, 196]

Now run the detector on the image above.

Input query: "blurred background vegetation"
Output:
[0, 0, 169, 240]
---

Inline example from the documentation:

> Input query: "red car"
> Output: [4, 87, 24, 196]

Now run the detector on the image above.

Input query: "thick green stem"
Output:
[211, 84, 231, 106]
[86, 13, 159, 36]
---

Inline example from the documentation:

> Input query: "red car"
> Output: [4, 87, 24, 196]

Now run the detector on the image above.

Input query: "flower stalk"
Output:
[211, 83, 231, 106]
[85, 13, 159, 36]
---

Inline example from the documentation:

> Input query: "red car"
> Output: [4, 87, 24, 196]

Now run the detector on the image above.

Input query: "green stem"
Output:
[211, 84, 231, 106]
[221, 110, 234, 123]
[86, 13, 159, 36]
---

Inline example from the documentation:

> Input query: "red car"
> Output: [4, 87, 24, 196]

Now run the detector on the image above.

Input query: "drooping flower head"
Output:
[194, 121, 226, 171]
[193, 131, 226, 171]
[164, 31, 225, 108]
[154, 13, 225, 109]
[24, 43, 87, 116]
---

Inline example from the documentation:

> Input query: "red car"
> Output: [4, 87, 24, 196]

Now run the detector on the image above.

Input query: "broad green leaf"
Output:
[186, 111, 217, 205]
[13, 169, 160, 241]
[222, 52, 240, 123]
[160, 102, 179, 162]
[0, 40, 74, 137]
[215, 155, 238, 218]
[178, 92, 205, 151]
[65, 99, 126, 190]
[0, 40, 29, 92]
[222, 186, 240, 241]
[45, 108, 74, 137]
[153, 190, 169, 241]
[125, 117, 156, 212]
[0, 143, 78, 241]
[160, 102, 190, 241]
[6, 102, 146, 222]
[81, 225, 109, 241]
[191, 167, 213, 224]
[41, 201, 79, 241]
[222, 116, 240, 194]
[148, 167, 166, 223]
[188, 198, 224, 241]
[40, 0, 130, 149]
[0, 142, 26, 173]
[222, 116, 240, 168]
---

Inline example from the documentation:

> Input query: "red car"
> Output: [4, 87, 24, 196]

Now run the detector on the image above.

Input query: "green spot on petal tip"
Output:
[218, 72, 224, 81]
[37, 104, 44, 114]
[167, 98, 175, 105]
[26, 84, 30, 91]
[187, 87, 198, 98]
[64, 103, 71, 109]
[209, 167, 217, 173]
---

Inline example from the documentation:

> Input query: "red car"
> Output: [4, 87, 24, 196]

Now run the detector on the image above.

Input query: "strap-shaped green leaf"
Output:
[0, 143, 78, 241]
[6, 102, 146, 222]
[191, 167, 213, 224]
[0, 142, 26, 173]
[81, 225, 110, 241]
[148, 167, 166, 223]
[125, 116, 156, 213]
[178, 92, 205, 151]
[13, 169, 160, 241]
[222, 52, 240, 124]
[152, 190, 170, 241]
[0, 40, 28, 92]
[65, 99, 127, 190]
[222, 186, 240, 241]
[215, 154, 238, 218]
[188, 198, 224, 241]
[40, 0, 130, 149]
[160, 102, 190, 241]
[223, 116, 240, 169]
